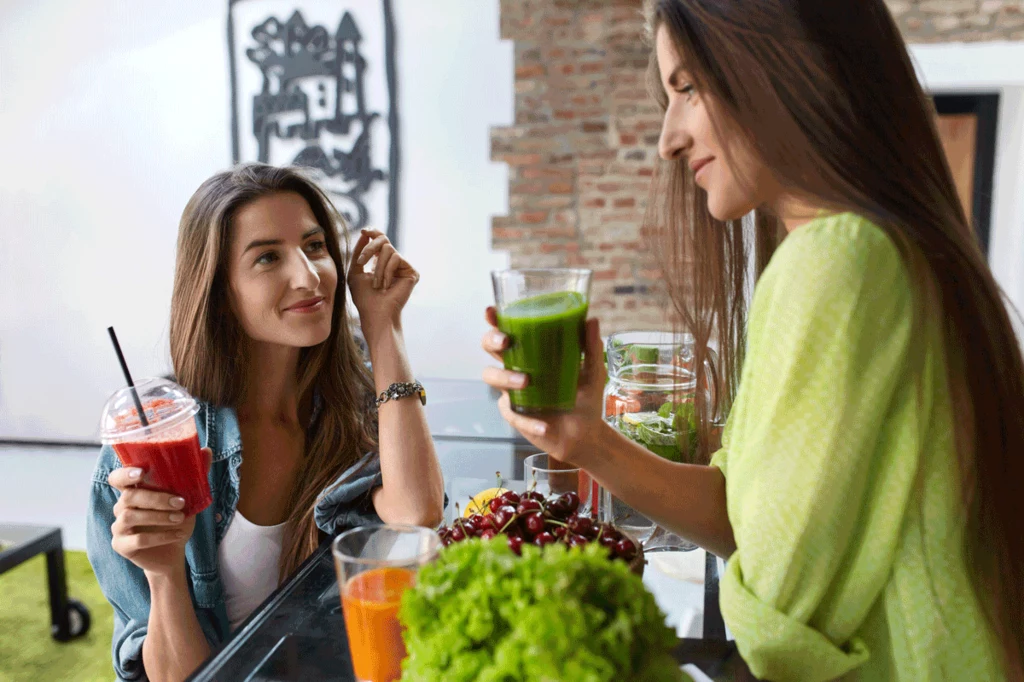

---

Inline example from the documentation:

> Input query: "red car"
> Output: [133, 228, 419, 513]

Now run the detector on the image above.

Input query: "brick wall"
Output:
[490, 0, 1022, 332]
[889, 0, 1024, 41]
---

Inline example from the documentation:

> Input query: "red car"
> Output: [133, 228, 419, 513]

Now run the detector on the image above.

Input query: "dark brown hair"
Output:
[646, 0, 1024, 676]
[169, 163, 377, 580]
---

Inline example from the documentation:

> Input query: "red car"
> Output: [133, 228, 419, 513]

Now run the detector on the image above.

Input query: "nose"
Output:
[289, 248, 321, 291]
[658, 102, 690, 162]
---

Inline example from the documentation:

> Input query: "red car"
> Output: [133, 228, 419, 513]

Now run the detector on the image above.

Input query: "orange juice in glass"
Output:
[332, 525, 440, 682]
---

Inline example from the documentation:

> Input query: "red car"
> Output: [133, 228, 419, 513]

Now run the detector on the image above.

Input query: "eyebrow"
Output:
[666, 65, 689, 89]
[242, 226, 324, 255]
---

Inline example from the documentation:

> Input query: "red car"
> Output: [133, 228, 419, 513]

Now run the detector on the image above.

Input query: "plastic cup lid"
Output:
[99, 377, 199, 444]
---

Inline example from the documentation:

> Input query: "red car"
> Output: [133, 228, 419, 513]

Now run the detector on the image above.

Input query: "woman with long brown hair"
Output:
[482, 1, 1022, 679]
[87, 163, 444, 682]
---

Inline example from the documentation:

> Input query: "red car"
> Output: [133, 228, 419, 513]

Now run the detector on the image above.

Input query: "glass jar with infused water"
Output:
[600, 331, 719, 550]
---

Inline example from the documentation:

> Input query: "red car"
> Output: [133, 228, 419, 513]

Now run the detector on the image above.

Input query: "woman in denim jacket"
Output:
[86, 164, 445, 682]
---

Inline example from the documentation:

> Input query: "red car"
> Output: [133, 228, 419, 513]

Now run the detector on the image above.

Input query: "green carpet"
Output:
[0, 550, 114, 682]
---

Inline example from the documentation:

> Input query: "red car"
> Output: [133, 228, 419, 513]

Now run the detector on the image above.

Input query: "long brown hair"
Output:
[646, 0, 1024, 676]
[169, 163, 377, 580]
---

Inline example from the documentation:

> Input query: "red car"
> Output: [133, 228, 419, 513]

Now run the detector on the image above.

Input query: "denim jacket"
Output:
[85, 401, 385, 682]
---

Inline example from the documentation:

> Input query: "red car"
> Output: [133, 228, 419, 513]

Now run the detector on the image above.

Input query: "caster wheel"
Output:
[68, 600, 91, 637]
[52, 600, 91, 641]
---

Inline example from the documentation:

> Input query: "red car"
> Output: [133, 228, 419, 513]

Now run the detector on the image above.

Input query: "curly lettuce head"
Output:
[398, 539, 687, 682]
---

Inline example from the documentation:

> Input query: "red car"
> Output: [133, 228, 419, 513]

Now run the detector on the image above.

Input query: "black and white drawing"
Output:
[228, 0, 400, 244]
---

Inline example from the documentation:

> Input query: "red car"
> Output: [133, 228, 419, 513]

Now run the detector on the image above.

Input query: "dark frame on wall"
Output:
[931, 93, 1000, 254]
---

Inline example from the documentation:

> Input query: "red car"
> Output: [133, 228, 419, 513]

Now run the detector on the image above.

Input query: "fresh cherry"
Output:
[480, 529, 497, 540]
[507, 535, 524, 556]
[521, 491, 545, 503]
[547, 497, 569, 517]
[615, 538, 637, 561]
[568, 515, 593, 537]
[599, 524, 622, 542]
[567, 533, 588, 548]
[489, 497, 505, 514]
[492, 505, 517, 531]
[534, 532, 555, 547]
[524, 512, 546, 536]
[450, 526, 466, 542]
[552, 525, 567, 539]
[499, 491, 521, 507]
[599, 533, 618, 550]
[561, 491, 581, 515]
[516, 499, 542, 515]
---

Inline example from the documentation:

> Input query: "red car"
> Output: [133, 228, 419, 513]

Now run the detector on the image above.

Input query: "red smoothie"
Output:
[111, 400, 210, 516]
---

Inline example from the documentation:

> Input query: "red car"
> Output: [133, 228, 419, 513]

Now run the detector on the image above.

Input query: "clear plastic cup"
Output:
[332, 525, 441, 682]
[99, 377, 210, 516]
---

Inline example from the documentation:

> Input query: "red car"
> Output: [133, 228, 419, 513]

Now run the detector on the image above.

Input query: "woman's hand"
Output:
[107, 448, 211, 579]
[348, 228, 419, 338]
[481, 307, 608, 468]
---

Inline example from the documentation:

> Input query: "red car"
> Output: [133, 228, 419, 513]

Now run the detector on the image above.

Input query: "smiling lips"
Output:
[689, 156, 714, 179]
[284, 296, 326, 314]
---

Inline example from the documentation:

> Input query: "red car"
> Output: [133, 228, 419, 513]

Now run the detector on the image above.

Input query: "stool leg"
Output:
[46, 541, 71, 641]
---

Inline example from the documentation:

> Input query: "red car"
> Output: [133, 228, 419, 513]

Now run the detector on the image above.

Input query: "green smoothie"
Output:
[496, 291, 589, 413]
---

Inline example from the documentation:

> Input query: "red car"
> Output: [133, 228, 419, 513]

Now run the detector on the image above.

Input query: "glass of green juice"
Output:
[491, 268, 593, 414]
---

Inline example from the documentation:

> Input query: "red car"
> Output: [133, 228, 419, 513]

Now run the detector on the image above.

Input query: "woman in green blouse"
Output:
[481, 1, 1023, 680]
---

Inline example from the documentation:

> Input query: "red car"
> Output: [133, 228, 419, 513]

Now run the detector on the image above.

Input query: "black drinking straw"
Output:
[107, 326, 149, 427]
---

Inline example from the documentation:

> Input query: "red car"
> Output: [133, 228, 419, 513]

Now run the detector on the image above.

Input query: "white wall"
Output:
[909, 42, 1024, 325]
[0, 0, 511, 442]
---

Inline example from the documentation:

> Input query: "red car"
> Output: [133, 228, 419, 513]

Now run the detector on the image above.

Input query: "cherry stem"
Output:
[546, 519, 568, 528]
[499, 515, 518, 534]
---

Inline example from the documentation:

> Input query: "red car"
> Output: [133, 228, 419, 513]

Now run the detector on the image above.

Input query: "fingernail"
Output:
[489, 332, 507, 347]
[127, 468, 142, 480]
[169, 497, 186, 509]
[530, 422, 547, 436]
[169, 512, 184, 523]
[511, 373, 527, 388]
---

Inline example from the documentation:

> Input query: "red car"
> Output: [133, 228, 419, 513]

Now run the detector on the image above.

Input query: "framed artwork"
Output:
[228, 0, 400, 244]
[932, 93, 999, 253]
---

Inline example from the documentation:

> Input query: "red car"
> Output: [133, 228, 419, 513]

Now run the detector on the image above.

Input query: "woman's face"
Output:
[226, 191, 338, 349]
[655, 26, 778, 222]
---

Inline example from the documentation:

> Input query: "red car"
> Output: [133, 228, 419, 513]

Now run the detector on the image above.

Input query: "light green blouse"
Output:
[710, 213, 1004, 681]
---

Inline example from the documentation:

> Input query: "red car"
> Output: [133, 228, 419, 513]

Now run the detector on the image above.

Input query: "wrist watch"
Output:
[375, 381, 426, 408]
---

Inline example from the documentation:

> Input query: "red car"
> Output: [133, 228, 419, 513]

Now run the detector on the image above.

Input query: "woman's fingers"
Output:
[481, 328, 509, 359]
[482, 365, 528, 391]
[107, 467, 144, 492]
[482, 308, 508, 362]
[114, 488, 186, 517]
[372, 243, 397, 288]
[356, 235, 390, 268]
[579, 318, 606, 386]
[111, 529, 184, 555]
[497, 392, 549, 437]
[117, 508, 186, 528]
[381, 249, 405, 289]
[348, 230, 374, 270]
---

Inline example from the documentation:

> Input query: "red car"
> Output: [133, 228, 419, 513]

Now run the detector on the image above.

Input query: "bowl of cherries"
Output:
[437, 488, 645, 576]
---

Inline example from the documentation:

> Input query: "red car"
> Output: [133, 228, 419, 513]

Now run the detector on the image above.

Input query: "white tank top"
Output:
[217, 510, 288, 631]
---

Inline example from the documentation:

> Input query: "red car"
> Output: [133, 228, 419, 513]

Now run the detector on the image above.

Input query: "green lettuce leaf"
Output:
[399, 540, 686, 682]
